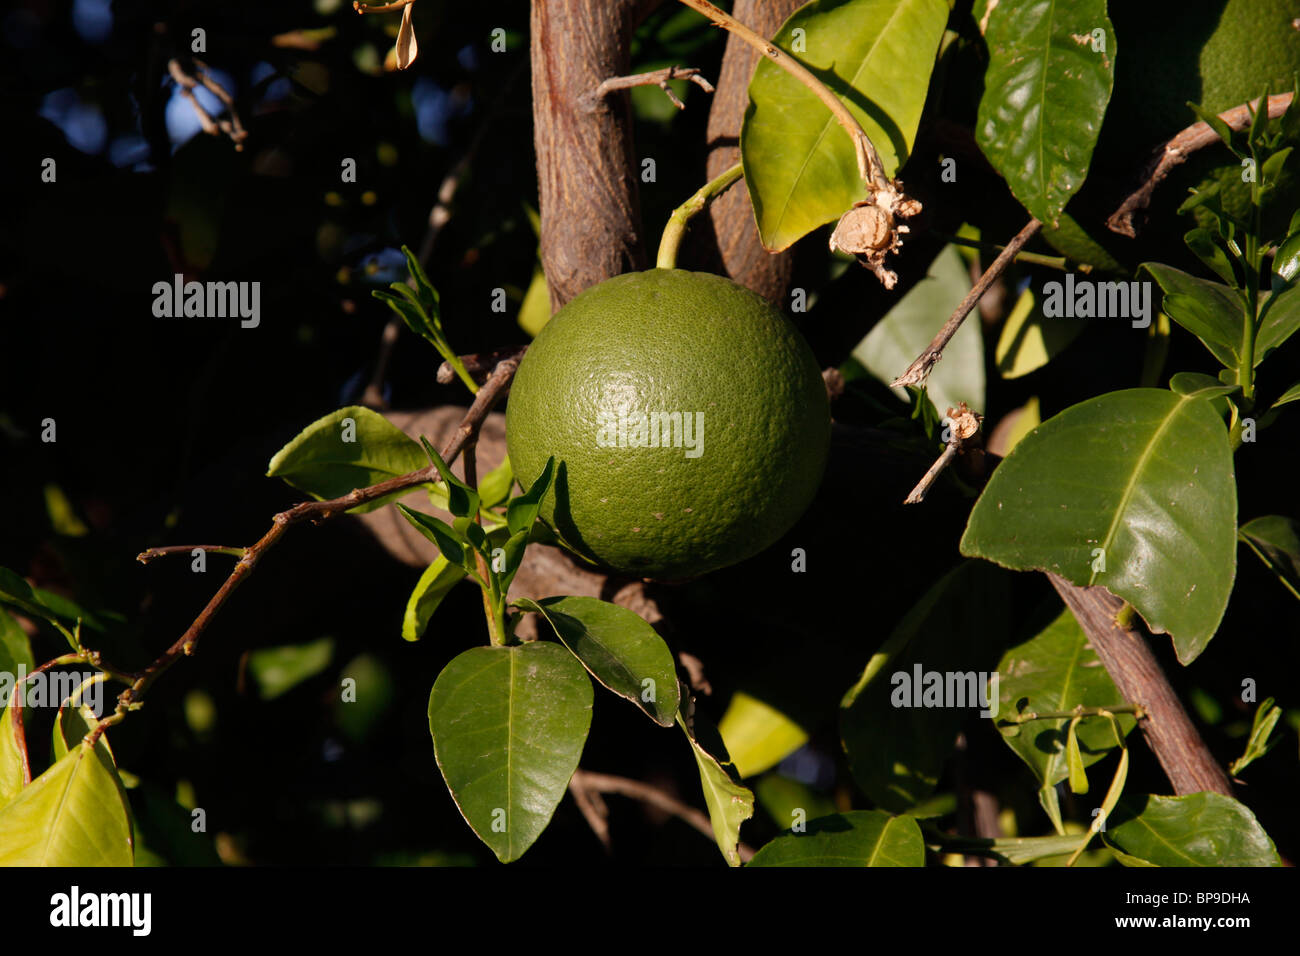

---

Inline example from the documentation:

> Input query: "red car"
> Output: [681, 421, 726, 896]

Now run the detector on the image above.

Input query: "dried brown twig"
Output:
[1107, 92, 1294, 238]
[167, 58, 247, 151]
[580, 66, 715, 112]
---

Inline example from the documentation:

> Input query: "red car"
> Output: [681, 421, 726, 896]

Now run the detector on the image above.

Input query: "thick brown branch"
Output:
[1107, 92, 1294, 238]
[1047, 573, 1234, 797]
[891, 219, 1042, 389]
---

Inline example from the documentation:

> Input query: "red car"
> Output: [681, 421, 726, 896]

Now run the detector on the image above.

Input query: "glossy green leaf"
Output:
[267, 406, 429, 514]
[841, 562, 1009, 811]
[939, 831, 1097, 865]
[975, 0, 1115, 225]
[497, 529, 530, 595]
[961, 389, 1238, 664]
[1102, 793, 1282, 867]
[428, 642, 592, 863]
[853, 246, 984, 415]
[0, 566, 62, 627]
[748, 810, 923, 867]
[515, 596, 679, 726]
[1143, 262, 1244, 367]
[995, 284, 1084, 379]
[1065, 718, 1088, 794]
[0, 740, 134, 865]
[741, 0, 948, 251]
[993, 609, 1136, 802]
[1239, 515, 1300, 602]
[402, 555, 467, 642]
[247, 637, 334, 700]
[679, 713, 753, 867]
[0, 704, 24, 804]
[506, 457, 555, 536]
[1274, 229, 1300, 283]
[717, 691, 809, 779]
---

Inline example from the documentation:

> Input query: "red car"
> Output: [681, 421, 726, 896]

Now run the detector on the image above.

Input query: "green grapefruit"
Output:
[505, 269, 830, 581]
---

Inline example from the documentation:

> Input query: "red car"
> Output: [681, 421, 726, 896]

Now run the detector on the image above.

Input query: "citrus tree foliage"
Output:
[3, 0, 1298, 868]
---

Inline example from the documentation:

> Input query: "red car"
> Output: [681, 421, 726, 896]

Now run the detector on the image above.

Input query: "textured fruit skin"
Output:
[506, 269, 830, 580]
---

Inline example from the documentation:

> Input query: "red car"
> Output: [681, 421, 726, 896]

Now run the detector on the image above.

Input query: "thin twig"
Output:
[352, 0, 414, 12]
[436, 345, 529, 386]
[88, 354, 522, 747]
[167, 59, 248, 151]
[567, 774, 612, 852]
[891, 219, 1042, 389]
[580, 65, 714, 112]
[903, 402, 981, 504]
[137, 545, 247, 564]
[1107, 92, 1294, 238]
[570, 769, 756, 862]
[656, 162, 744, 269]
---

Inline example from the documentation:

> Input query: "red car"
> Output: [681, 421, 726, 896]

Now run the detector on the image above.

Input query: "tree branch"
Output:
[1107, 92, 1294, 238]
[891, 218, 1042, 389]
[1047, 573, 1234, 797]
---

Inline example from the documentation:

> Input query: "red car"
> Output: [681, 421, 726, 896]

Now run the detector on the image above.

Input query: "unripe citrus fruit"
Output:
[505, 269, 830, 580]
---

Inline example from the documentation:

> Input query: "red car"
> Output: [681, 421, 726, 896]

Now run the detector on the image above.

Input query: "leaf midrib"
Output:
[1089, 394, 1191, 586]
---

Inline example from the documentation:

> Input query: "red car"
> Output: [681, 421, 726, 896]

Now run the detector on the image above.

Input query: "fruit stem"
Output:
[656, 162, 744, 270]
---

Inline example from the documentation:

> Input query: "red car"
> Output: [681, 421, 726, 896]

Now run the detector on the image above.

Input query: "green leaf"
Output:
[1229, 697, 1282, 777]
[841, 562, 1009, 811]
[1143, 264, 1244, 366]
[0, 740, 134, 865]
[938, 831, 1098, 866]
[679, 712, 754, 867]
[852, 245, 984, 415]
[397, 505, 468, 572]
[1273, 229, 1300, 284]
[0, 608, 34, 684]
[1272, 381, 1300, 409]
[1065, 717, 1088, 795]
[1238, 515, 1300, 602]
[1256, 283, 1300, 363]
[0, 703, 24, 804]
[975, 0, 1115, 225]
[993, 609, 1136, 799]
[515, 596, 679, 726]
[419, 436, 480, 520]
[497, 529, 531, 595]
[0, 566, 62, 627]
[754, 774, 837, 830]
[247, 637, 334, 700]
[1168, 371, 1238, 400]
[402, 555, 467, 642]
[1102, 793, 1282, 867]
[1184, 228, 1239, 286]
[961, 389, 1238, 664]
[479, 456, 515, 509]
[267, 406, 429, 514]
[428, 642, 592, 863]
[717, 691, 809, 779]
[741, 0, 948, 251]
[995, 284, 1084, 379]
[748, 810, 923, 867]
[506, 456, 555, 536]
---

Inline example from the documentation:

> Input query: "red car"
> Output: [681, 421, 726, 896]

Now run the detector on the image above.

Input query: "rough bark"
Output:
[701, 0, 801, 302]
[531, 0, 648, 309]
[1048, 573, 1235, 798]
